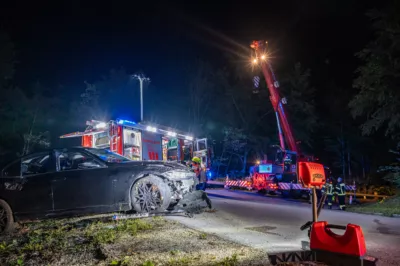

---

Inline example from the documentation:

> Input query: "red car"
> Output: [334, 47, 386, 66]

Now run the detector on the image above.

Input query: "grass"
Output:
[0, 217, 155, 265]
[347, 195, 400, 216]
[0, 215, 270, 266]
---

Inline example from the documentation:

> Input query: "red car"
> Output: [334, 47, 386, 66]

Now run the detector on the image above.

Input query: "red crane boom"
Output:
[251, 40, 298, 154]
[224, 40, 329, 194]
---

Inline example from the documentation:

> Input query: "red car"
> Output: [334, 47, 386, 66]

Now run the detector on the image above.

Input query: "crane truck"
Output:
[225, 40, 338, 198]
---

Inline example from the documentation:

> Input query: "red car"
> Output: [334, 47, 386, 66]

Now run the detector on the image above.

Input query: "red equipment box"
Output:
[310, 221, 367, 257]
[298, 162, 326, 188]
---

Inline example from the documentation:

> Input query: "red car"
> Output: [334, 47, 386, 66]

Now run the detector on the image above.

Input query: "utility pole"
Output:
[131, 73, 150, 121]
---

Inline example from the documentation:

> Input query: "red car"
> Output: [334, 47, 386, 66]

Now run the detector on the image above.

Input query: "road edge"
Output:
[346, 210, 400, 218]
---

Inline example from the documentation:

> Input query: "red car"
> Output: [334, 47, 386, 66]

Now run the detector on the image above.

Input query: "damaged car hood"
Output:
[107, 160, 195, 180]
[109, 160, 189, 170]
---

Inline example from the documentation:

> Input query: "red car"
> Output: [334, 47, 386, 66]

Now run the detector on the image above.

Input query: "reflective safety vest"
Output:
[335, 182, 346, 196]
[324, 183, 334, 195]
[321, 183, 333, 195]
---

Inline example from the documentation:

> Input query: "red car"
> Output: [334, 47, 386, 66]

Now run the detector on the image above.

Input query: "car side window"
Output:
[21, 154, 51, 176]
[3, 160, 22, 177]
[57, 151, 104, 171]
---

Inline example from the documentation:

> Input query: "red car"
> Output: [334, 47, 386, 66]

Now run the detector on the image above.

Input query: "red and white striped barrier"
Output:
[278, 183, 307, 190]
[224, 179, 253, 190]
[224, 176, 357, 192]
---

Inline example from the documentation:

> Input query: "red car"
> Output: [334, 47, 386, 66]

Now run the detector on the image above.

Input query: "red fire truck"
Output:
[225, 40, 327, 197]
[60, 119, 212, 168]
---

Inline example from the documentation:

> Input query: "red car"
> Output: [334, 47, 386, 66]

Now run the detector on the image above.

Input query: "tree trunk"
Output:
[340, 123, 346, 180]
[225, 153, 233, 176]
[23, 108, 38, 156]
[216, 145, 226, 178]
[347, 145, 352, 182]
[242, 150, 248, 174]
[362, 155, 366, 181]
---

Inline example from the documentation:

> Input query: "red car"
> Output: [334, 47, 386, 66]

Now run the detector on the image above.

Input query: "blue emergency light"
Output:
[117, 119, 136, 126]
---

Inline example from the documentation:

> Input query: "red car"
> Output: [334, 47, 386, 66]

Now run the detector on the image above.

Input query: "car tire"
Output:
[0, 199, 14, 234]
[131, 175, 172, 213]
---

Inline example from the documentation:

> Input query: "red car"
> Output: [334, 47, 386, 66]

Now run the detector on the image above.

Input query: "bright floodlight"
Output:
[252, 58, 258, 64]
[167, 131, 177, 137]
[185, 136, 193, 141]
[95, 122, 107, 129]
[261, 54, 266, 60]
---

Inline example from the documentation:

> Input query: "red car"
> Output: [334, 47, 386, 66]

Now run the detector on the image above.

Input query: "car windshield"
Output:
[85, 148, 131, 163]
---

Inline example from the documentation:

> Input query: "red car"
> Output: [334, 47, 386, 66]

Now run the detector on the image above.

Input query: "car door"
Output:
[1, 152, 54, 215]
[51, 149, 114, 212]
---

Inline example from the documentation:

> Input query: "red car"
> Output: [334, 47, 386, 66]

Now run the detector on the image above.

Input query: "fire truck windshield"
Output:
[86, 148, 131, 163]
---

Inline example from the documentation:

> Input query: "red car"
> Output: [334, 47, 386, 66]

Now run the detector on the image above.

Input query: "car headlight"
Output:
[164, 170, 196, 180]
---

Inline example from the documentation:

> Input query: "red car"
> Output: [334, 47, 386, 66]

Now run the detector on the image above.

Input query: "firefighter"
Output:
[335, 177, 346, 210]
[192, 157, 206, 191]
[191, 157, 201, 173]
[322, 178, 334, 209]
[198, 163, 207, 191]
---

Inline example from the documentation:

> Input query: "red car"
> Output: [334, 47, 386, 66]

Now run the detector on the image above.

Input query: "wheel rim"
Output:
[0, 206, 8, 233]
[133, 180, 163, 212]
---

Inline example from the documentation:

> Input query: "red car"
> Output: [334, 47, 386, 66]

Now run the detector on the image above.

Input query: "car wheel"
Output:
[0, 199, 14, 234]
[131, 175, 172, 213]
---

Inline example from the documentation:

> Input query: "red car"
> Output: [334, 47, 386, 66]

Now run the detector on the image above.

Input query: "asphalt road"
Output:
[169, 189, 400, 265]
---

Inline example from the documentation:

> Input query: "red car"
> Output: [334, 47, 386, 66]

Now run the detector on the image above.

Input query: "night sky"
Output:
[1, 1, 384, 82]
[0, 0, 388, 124]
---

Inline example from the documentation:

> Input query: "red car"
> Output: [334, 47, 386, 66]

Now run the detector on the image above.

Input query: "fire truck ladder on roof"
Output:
[108, 121, 118, 153]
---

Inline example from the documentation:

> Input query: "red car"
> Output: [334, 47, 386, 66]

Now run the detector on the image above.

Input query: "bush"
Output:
[355, 184, 397, 196]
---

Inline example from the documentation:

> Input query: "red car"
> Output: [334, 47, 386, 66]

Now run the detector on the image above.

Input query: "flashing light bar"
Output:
[114, 119, 195, 141]
[117, 119, 136, 126]
[146, 126, 157, 133]
[87, 120, 107, 126]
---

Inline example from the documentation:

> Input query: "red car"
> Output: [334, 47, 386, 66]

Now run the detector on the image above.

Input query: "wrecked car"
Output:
[0, 147, 211, 233]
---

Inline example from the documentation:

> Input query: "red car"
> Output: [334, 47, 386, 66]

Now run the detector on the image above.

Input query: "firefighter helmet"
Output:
[192, 157, 201, 164]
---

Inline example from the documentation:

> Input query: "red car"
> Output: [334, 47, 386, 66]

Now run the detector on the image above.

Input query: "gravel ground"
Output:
[0, 215, 271, 266]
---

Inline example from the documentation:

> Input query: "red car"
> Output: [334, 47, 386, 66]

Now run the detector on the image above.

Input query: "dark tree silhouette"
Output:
[349, 2, 400, 140]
